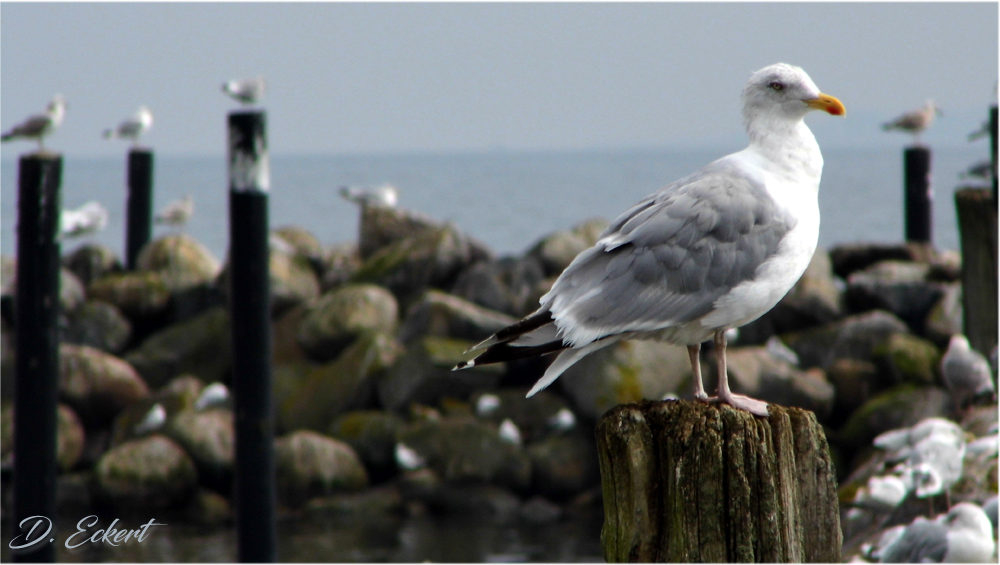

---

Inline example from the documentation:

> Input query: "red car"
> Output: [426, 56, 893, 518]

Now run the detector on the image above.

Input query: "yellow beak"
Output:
[806, 93, 846, 116]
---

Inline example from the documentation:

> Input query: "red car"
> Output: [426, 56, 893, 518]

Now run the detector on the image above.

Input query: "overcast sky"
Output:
[1, 3, 997, 157]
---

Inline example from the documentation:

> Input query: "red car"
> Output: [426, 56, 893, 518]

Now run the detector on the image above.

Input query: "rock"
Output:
[185, 488, 233, 527]
[871, 333, 942, 387]
[527, 218, 608, 277]
[1, 403, 86, 472]
[358, 204, 444, 259]
[526, 431, 600, 501]
[558, 340, 692, 421]
[423, 483, 522, 521]
[87, 270, 173, 324]
[706, 345, 835, 420]
[836, 385, 951, 451]
[828, 242, 933, 279]
[320, 243, 362, 292]
[396, 290, 518, 346]
[782, 310, 911, 371]
[328, 410, 405, 483]
[395, 417, 531, 491]
[125, 306, 231, 389]
[377, 336, 503, 412]
[95, 434, 198, 508]
[274, 430, 369, 507]
[845, 260, 945, 334]
[272, 225, 324, 267]
[59, 344, 149, 426]
[63, 243, 123, 287]
[296, 284, 398, 362]
[826, 359, 880, 427]
[353, 225, 492, 308]
[449, 256, 547, 317]
[137, 234, 221, 288]
[278, 332, 402, 432]
[304, 484, 403, 519]
[267, 247, 321, 314]
[62, 300, 132, 353]
[158, 374, 206, 412]
[519, 496, 564, 524]
[272, 305, 311, 365]
[60, 268, 86, 314]
[924, 283, 963, 346]
[470, 389, 576, 443]
[164, 408, 234, 491]
[738, 248, 843, 343]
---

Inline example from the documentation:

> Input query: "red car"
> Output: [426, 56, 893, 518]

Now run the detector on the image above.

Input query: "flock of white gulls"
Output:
[2, 76, 266, 239]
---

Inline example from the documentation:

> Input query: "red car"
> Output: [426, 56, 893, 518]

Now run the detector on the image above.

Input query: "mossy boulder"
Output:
[296, 284, 398, 361]
[273, 225, 324, 266]
[164, 408, 234, 491]
[449, 256, 547, 317]
[87, 270, 173, 321]
[59, 344, 149, 426]
[328, 410, 405, 483]
[136, 234, 221, 288]
[125, 306, 231, 388]
[278, 332, 403, 433]
[95, 434, 198, 509]
[527, 217, 608, 277]
[377, 336, 503, 411]
[358, 204, 443, 260]
[526, 431, 600, 501]
[274, 430, 369, 507]
[558, 340, 692, 420]
[63, 243, 123, 287]
[1, 403, 86, 472]
[397, 289, 518, 346]
[871, 333, 942, 387]
[62, 300, 132, 353]
[836, 385, 951, 451]
[782, 310, 910, 371]
[319, 243, 362, 292]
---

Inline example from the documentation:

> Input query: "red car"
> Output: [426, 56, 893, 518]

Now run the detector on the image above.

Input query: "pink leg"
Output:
[713, 330, 770, 417]
[688, 344, 709, 401]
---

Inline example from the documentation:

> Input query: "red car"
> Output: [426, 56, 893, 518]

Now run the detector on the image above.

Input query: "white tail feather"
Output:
[526, 337, 621, 397]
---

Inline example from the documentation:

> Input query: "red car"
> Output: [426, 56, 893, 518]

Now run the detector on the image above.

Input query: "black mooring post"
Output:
[125, 148, 154, 270]
[989, 105, 997, 205]
[12, 154, 62, 563]
[228, 110, 276, 563]
[904, 146, 933, 243]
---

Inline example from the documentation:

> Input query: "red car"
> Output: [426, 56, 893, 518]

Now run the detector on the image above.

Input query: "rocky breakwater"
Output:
[0, 202, 995, 544]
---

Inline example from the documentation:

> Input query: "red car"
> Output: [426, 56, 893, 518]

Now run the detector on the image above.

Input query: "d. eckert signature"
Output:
[9, 515, 166, 550]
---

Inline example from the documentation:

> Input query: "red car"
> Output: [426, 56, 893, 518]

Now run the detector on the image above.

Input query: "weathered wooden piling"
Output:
[903, 146, 932, 243]
[990, 105, 997, 205]
[597, 401, 840, 563]
[125, 148, 154, 270]
[12, 153, 63, 563]
[228, 109, 276, 562]
[955, 187, 997, 356]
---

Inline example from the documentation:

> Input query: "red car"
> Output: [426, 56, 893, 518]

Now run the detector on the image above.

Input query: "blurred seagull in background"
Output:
[61, 201, 109, 239]
[133, 403, 167, 436]
[194, 382, 230, 411]
[222, 76, 266, 106]
[881, 100, 942, 144]
[877, 502, 995, 563]
[103, 105, 153, 146]
[941, 334, 996, 413]
[1, 95, 66, 151]
[339, 184, 399, 208]
[155, 194, 194, 229]
[453, 63, 846, 416]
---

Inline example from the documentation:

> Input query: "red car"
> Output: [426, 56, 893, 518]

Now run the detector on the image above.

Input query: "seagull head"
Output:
[742, 63, 845, 131]
[48, 95, 67, 123]
[136, 106, 154, 127]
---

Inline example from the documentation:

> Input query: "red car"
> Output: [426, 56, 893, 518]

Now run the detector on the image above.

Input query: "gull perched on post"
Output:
[338, 184, 399, 208]
[1, 95, 67, 151]
[103, 106, 153, 147]
[222, 76, 266, 106]
[454, 63, 845, 416]
[882, 100, 942, 144]
[155, 194, 194, 229]
[60, 201, 110, 239]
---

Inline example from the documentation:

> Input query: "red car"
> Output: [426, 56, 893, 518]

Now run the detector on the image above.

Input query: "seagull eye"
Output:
[769, 82, 784, 91]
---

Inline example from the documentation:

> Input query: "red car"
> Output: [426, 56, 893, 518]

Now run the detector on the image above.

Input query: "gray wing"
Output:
[4, 114, 50, 138]
[879, 519, 948, 563]
[544, 157, 795, 337]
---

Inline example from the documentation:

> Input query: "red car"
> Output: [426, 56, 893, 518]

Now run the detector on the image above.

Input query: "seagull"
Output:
[878, 502, 996, 563]
[155, 194, 194, 228]
[498, 418, 523, 446]
[547, 407, 577, 433]
[339, 184, 399, 208]
[874, 417, 966, 501]
[941, 334, 996, 412]
[881, 100, 942, 144]
[960, 160, 993, 182]
[133, 403, 167, 435]
[1, 95, 67, 151]
[222, 76, 265, 106]
[475, 393, 502, 418]
[103, 105, 153, 146]
[453, 63, 845, 416]
[765, 335, 800, 366]
[394, 442, 427, 471]
[60, 201, 109, 239]
[194, 382, 230, 411]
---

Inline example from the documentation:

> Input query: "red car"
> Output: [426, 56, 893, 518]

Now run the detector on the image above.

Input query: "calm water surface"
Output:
[0, 146, 988, 260]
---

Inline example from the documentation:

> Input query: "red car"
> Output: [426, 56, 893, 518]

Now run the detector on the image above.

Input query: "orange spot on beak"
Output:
[806, 93, 846, 116]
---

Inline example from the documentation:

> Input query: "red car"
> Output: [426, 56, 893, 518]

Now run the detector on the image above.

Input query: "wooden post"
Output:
[228, 109, 276, 562]
[955, 188, 998, 356]
[597, 401, 840, 563]
[12, 153, 62, 563]
[990, 105, 997, 205]
[904, 146, 932, 243]
[125, 148, 154, 270]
